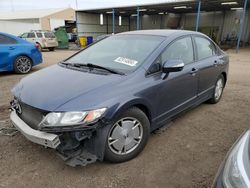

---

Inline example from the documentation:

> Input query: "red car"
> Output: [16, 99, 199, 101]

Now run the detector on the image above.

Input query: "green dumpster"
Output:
[54, 27, 69, 49]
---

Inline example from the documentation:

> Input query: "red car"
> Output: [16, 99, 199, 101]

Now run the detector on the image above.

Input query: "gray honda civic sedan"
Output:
[10, 30, 229, 166]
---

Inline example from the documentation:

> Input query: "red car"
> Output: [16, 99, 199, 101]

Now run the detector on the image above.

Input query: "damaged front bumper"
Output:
[10, 110, 106, 167]
[10, 111, 60, 149]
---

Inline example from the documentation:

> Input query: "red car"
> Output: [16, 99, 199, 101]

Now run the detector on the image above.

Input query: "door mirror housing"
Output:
[162, 59, 185, 73]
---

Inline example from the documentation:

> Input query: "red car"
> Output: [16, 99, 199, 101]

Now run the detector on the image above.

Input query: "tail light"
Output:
[35, 43, 39, 48]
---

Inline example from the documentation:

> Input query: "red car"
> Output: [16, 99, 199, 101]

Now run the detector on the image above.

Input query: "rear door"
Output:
[193, 36, 221, 97]
[0, 34, 18, 71]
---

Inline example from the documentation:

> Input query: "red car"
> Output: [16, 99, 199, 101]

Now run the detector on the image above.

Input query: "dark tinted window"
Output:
[27, 33, 35, 38]
[0, 34, 17, 44]
[44, 32, 55, 38]
[195, 37, 216, 60]
[36, 32, 42, 38]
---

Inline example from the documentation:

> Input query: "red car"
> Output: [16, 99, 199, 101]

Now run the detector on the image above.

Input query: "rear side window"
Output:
[44, 32, 55, 38]
[195, 37, 216, 60]
[0, 34, 17, 44]
[27, 33, 35, 38]
[36, 32, 42, 38]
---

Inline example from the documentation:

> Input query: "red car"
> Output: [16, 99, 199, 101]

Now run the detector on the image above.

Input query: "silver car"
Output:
[20, 30, 58, 51]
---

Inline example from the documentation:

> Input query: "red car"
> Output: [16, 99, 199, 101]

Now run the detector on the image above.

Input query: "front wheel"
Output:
[208, 75, 225, 104]
[104, 107, 150, 163]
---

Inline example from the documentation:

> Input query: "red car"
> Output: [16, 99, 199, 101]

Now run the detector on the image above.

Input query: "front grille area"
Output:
[18, 101, 48, 130]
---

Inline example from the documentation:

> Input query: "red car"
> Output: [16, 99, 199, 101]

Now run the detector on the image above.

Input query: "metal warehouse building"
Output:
[75, 0, 249, 51]
[0, 8, 75, 36]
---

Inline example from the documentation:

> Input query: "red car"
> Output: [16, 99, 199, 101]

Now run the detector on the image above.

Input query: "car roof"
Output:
[118, 29, 202, 37]
[0, 32, 29, 43]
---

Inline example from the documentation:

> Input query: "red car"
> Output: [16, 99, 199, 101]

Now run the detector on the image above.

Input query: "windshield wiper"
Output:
[84, 63, 125, 75]
[60, 62, 125, 75]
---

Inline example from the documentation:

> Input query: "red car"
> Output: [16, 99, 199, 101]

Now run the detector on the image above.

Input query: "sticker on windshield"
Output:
[114, 57, 138, 67]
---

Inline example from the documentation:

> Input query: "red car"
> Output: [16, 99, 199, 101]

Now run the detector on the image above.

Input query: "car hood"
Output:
[12, 64, 125, 111]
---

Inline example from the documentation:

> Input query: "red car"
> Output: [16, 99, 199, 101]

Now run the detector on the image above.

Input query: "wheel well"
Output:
[14, 55, 33, 65]
[222, 72, 227, 84]
[133, 104, 151, 123]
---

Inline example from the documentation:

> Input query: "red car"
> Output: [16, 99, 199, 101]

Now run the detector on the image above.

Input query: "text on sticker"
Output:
[114, 57, 138, 67]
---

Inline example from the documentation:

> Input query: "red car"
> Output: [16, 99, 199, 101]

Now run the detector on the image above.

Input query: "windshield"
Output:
[66, 35, 165, 73]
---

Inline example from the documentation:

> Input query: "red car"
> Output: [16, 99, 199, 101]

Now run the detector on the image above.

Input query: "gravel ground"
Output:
[0, 48, 250, 188]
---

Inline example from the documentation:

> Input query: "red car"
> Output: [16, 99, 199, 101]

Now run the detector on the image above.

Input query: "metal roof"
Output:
[0, 8, 73, 20]
[78, 0, 246, 15]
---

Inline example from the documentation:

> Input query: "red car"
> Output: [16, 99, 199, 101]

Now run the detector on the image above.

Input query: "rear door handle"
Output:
[190, 68, 198, 75]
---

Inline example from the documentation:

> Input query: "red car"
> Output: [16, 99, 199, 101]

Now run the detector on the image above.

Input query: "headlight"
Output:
[39, 108, 106, 127]
[222, 131, 250, 188]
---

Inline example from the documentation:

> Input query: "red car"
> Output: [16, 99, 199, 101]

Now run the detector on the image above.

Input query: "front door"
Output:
[148, 36, 199, 124]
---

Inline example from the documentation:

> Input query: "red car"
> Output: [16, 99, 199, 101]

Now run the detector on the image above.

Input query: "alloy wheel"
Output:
[108, 117, 143, 155]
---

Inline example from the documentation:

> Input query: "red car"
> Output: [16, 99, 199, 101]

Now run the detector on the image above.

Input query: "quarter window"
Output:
[195, 37, 216, 60]
[0, 34, 17, 44]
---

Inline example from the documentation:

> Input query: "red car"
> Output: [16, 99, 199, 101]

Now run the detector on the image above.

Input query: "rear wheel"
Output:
[14, 56, 32, 74]
[104, 107, 150, 163]
[48, 47, 55, 51]
[208, 75, 225, 104]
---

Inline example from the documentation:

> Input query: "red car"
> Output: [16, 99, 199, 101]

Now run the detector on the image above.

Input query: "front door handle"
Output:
[190, 68, 198, 75]
[9, 47, 15, 50]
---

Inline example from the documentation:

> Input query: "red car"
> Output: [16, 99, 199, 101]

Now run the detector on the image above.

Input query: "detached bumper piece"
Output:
[57, 148, 97, 167]
[10, 111, 60, 149]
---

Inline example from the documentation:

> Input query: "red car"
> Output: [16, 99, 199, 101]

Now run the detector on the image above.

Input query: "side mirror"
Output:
[162, 59, 185, 73]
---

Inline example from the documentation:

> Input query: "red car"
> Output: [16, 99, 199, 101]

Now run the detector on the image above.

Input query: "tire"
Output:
[14, 56, 32, 74]
[48, 47, 55, 51]
[104, 107, 150, 163]
[208, 75, 225, 104]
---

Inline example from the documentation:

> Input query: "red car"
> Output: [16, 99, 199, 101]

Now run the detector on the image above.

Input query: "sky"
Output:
[0, 0, 184, 12]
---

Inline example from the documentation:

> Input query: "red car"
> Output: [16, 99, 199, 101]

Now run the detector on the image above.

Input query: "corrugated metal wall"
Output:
[76, 9, 250, 43]
[76, 12, 129, 39]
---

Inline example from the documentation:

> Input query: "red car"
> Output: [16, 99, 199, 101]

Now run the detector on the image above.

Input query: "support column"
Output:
[112, 9, 115, 34]
[196, 0, 201, 32]
[236, 0, 248, 53]
[137, 7, 140, 30]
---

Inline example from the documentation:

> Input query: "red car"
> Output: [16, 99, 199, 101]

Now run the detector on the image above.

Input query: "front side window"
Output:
[66, 35, 165, 73]
[195, 37, 216, 60]
[0, 34, 17, 44]
[147, 36, 194, 75]
[162, 36, 194, 65]
[21, 33, 28, 38]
